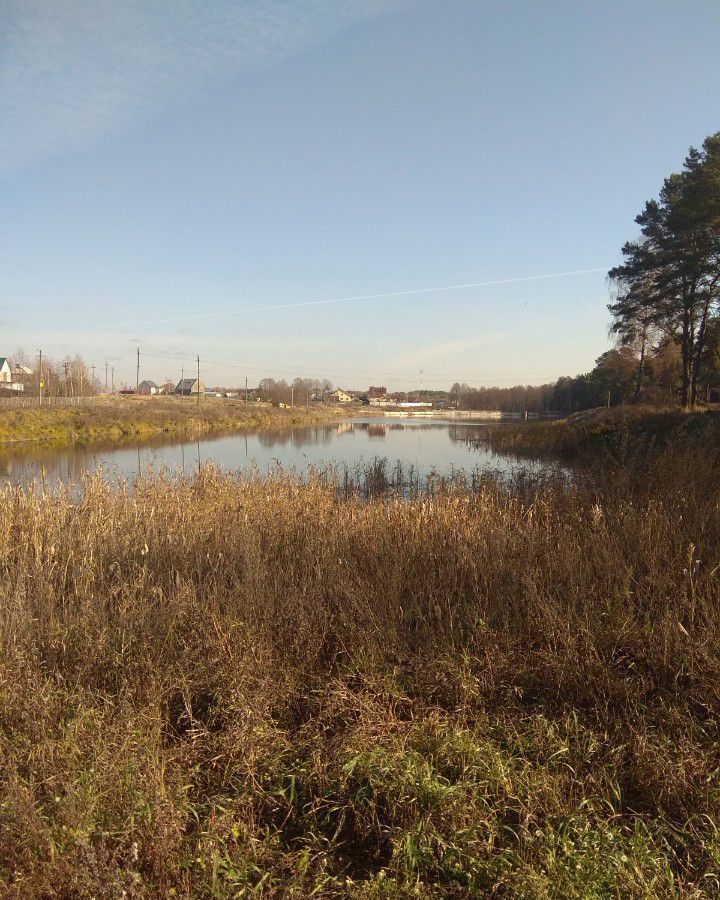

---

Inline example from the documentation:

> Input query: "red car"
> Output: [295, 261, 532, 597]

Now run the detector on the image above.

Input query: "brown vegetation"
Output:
[480, 404, 720, 459]
[2, 430, 720, 896]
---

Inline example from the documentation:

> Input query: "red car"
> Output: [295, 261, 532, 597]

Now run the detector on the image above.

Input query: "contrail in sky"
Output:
[135, 266, 609, 326]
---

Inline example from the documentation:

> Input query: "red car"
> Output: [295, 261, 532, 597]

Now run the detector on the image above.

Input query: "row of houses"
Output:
[327, 386, 434, 408]
[136, 378, 204, 396]
[328, 387, 400, 405]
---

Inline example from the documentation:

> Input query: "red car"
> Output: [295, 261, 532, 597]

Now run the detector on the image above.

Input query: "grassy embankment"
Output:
[3, 423, 720, 896]
[0, 397, 342, 446]
[481, 403, 720, 460]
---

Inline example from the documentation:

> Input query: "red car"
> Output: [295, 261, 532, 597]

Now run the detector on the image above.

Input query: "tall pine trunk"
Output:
[634, 326, 647, 400]
[681, 309, 691, 409]
[690, 291, 713, 409]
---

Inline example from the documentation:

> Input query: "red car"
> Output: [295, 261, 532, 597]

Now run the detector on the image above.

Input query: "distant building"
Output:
[138, 380, 163, 396]
[329, 389, 353, 403]
[368, 386, 386, 399]
[175, 378, 205, 396]
[0, 357, 24, 392]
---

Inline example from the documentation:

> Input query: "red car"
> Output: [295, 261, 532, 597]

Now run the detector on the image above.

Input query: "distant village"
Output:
[3, 349, 581, 414]
[0, 356, 459, 409]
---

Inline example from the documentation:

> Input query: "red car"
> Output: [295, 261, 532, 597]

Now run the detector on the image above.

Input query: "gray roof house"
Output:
[174, 378, 205, 396]
[138, 379, 162, 395]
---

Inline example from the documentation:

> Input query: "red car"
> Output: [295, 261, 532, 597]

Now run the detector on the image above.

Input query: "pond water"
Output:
[0, 417, 552, 491]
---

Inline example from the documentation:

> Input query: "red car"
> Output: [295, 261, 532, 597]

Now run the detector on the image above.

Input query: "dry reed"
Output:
[2, 437, 720, 896]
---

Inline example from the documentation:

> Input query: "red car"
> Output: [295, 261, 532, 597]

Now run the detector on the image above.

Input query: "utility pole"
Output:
[291, 385, 294, 407]
[196, 355, 200, 406]
[37, 349, 43, 407]
[91, 364, 96, 396]
[105, 361, 109, 393]
[181, 366, 184, 396]
[245, 376, 248, 405]
[136, 347, 140, 395]
[111, 367, 115, 394]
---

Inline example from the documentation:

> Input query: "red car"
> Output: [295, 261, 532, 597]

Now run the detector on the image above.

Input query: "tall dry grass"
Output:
[480, 404, 720, 460]
[2, 438, 720, 896]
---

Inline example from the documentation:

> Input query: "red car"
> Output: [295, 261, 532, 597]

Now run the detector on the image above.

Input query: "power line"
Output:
[27, 344, 571, 387]
[138, 349, 568, 382]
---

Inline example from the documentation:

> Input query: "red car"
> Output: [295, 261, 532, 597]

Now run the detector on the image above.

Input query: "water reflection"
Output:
[0, 417, 552, 491]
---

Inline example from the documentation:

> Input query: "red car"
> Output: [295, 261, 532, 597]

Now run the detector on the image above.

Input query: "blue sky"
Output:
[1, 0, 719, 390]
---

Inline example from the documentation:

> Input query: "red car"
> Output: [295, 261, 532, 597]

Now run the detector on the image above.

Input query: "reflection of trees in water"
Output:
[367, 424, 386, 439]
[447, 424, 491, 445]
[0, 445, 102, 487]
[257, 430, 301, 449]
[256, 427, 336, 450]
[0, 452, 14, 477]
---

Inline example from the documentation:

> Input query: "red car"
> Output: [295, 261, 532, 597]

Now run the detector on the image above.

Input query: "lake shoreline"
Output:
[0, 399, 548, 451]
[0, 397, 350, 448]
[474, 403, 720, 459]
[0, 414, 554, 491]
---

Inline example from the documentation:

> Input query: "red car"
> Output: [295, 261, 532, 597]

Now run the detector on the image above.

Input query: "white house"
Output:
[0, 358, 23, 391]
[329, 389, 353, 403]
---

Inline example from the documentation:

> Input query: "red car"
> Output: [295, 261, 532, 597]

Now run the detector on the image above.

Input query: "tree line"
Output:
[455, 133, 720, 414]
[256, 378, 334, 406]
[9, 349, 102, 397]
[608, 132, 720, 408]
[451, 336, 696, 415]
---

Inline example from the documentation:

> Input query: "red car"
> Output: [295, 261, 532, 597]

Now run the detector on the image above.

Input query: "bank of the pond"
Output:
[0, 398, 346, 447]
[4, 442, 720, 896]
[478, 404, 720, 459]
[0, 416, 561, 492]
